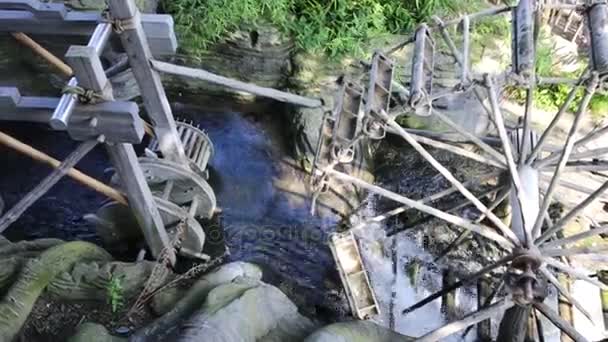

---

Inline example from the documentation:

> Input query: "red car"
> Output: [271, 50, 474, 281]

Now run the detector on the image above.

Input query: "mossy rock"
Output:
[0, 241, 112, 341]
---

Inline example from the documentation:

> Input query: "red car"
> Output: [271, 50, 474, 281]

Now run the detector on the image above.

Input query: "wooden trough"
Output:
[328, 231, 380, 320]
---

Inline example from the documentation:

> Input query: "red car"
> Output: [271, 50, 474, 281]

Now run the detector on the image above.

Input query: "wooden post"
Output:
[598, 271, 608, 332]
[442, 270, 457, 321]
[477, 278, 492, 341]
[66, 39, 173, 262]
[107, 0, 188, 164]
[557, 274, 574, 342]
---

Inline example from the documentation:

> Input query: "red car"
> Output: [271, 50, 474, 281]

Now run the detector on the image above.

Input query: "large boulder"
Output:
[175, 276, 317, 342]
[303, 321, 414, 342]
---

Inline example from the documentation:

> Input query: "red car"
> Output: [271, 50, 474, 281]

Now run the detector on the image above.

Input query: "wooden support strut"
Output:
[107, 0, 187, 165]
[0, 138, 100, 233]
[65, 26, 174, 262]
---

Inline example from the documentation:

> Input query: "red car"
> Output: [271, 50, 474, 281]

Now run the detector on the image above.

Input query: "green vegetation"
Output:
[161, 0, 475, 58]
[107, 275, 125, 314]
[506, 30, 608, 121]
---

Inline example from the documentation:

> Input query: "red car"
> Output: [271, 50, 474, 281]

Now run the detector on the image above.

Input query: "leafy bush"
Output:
[160, 0, 467, 58]
[505, 31, 608, 121]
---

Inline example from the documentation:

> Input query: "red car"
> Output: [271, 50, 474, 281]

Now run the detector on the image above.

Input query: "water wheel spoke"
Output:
[379, 111, 521, 246]
[575, 122, 608, 148]
[417, 298, 515, 342]
[534, 300, 590, 342]
[431, 109, 507, 166]
[435, 187, 510, 262]
[541, 244, 608, 258]
[542, 224, 608, 249]
[401, 131, 506, 169]
[485, 75, 532, 246]
[541, 160, 608, 172]
[540, 267, 595, 323]
[328, 169, 515, 248]
[543, 257, 607, 289]
[353, 178, 469, 230]
[527, 70, 588, 164]
[462, 279, 505, 338]
[537, 147, 608, 169]
[530, 74, 600, 238]
[520, 86, 534, 166]
[537, 181, 608, 245]
[402, 255, 514, 315]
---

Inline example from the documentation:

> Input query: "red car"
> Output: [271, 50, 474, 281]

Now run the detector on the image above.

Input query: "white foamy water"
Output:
[353, 200, 479, 341]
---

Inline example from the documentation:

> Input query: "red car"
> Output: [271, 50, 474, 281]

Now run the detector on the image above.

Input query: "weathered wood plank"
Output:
[108, 0, 187, 164]
[151, 60, 324, 108]
[0, 88, 144, 143]
[0, 10, 177, 56]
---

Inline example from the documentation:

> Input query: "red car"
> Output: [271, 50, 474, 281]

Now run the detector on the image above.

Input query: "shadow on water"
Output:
[174, 104, 341, 313]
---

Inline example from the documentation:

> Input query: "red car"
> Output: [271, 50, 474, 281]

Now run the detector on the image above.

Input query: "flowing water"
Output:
[1, 100, 485, 338]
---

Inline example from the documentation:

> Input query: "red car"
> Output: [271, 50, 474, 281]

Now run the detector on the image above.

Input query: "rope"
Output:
[62, 85, 105, 104]
[101, 9, 140, 34]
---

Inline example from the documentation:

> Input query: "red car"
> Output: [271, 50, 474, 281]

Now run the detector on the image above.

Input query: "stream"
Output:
[0, 102, 342, 318]
[0, 101, 483, 339]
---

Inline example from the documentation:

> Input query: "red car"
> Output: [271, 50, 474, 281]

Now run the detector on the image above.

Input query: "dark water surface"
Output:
[0, 104, 339, 312]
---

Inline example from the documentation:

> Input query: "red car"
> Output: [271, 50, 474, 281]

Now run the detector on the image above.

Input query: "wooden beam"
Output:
[0, 4, 177, 56]
[67, 35, 173, 262]
[151, 60, 324, 108]
[107, 0, 187, 164]
[0, 87, 144, 144]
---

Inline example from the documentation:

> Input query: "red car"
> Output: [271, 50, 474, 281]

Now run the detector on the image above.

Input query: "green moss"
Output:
[0, 242, 111, 341]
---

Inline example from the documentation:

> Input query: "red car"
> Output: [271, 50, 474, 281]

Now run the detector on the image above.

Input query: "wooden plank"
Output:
[107, 0, 187, 164]
[151, 60, 324, 108]
[0, 89, 144, 143]
[0, 0, 66, 19]
[0, 10, 177, 56]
